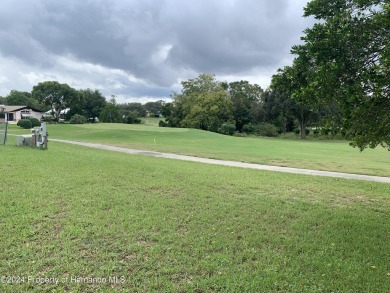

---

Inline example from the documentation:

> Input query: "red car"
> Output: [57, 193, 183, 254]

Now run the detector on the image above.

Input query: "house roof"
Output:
[0, 105, 43, 113]
[1, 105, 29, 112]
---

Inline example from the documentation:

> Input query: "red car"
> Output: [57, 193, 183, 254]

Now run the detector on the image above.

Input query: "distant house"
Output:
[0, 105, 44, 124]
[43, 108, 70, 121]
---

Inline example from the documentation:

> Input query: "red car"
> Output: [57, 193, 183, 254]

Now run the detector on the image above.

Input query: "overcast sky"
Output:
[0, 0, 313, 103]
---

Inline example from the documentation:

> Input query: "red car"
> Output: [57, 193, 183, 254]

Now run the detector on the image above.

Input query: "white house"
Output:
[43, 108, 70, 120]
[0, 105, 44, 124]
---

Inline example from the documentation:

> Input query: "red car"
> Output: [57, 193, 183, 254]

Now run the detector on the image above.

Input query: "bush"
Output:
[126, 111, 141, 124]
[321, 128, 330, 135]
[256, 123, 279, 137]
[218, 123, 236, 135]
[29, 118, 41, 127]
[159, 120, 168, 127]
[242, 123, 256, 134]
[69, 114, 87, 124]
[305, 128, 310, 135]
[233, 132, 248, 137]
[208, 120, 221, 133]
[42, 116, 54, 123]
[293, 128, 300, 135]
[17, 119, 32, 129]
[313, 129, 320, 136]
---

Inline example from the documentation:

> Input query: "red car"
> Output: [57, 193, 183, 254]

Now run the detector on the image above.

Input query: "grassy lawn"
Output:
[1, 142, 389, 292]
[8, 123, 390, 177]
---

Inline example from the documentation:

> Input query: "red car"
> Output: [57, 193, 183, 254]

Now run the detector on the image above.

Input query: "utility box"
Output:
[16, 122, 48, 149]
[16, 135, 33, 147]
[31, 123, 48, 149]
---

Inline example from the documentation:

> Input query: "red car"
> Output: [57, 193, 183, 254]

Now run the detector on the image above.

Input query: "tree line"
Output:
[162, 0, 389, 150]
[0, 81, 165, 124]
[1, 75, 328, 139]
[159, 73, 339, 138]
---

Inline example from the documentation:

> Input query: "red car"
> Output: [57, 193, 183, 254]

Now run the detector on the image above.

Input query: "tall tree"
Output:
[161, 96, 184, 127]
[32, 81, 80, 122]
[295, 0, 390, 149]
[263, 89, 295, 133]
[118, 102, 146, 118]
[166, 74, 234, 132]
[181, 90, 233, 132]
[99, 96, 121, 123]
[181, 73, 222, 96]
[228, 81, 264, 131]
[80, 89, 107, 122]
[6, 90, 45, 110]
[271, 53, 316, 139]
[144, 100, 165, 116]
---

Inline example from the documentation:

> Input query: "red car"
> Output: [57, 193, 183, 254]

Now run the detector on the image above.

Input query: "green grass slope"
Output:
[8, 123, 389, 177]
[1, 143, 389, 292]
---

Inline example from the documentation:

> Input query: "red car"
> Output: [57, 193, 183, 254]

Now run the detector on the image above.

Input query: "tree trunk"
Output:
[300, 114, 306, 139]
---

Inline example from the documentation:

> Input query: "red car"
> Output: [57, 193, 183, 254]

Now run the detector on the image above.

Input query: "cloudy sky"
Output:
[0, 0, 313, 103]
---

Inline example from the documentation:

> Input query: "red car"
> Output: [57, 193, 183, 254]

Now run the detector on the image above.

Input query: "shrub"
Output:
[159, 120, 168, 127]
[208, 120, 221, 133]
[256, 123, 279, 137]
[42, 116, 54, 123]
[313, 129, 320, 135]
[293, 128, 300, 135]
[126, 111, 141, 124]
[28, 118, 41, 127]
[233, 132, 248, 137]
[321, 128, 330, 135]
[17, 119, 32, 129]
[305, 128, 310, 135]
[69, 114, 87, 124]
[0, 112, 5, 119]
[330, 128, 339, 136]
[218, 123, 236, 136]
[242, 123, 256, 134]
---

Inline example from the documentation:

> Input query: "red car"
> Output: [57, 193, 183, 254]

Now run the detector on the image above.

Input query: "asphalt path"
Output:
[50, 138, 390, 184]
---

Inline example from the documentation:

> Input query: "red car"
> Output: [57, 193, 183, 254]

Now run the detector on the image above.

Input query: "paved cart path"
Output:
[50, 138, 390, 183]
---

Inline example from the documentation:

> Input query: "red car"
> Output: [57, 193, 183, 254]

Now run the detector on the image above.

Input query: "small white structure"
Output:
[43, 108, 70, 121]
[16, 122, 48, 149]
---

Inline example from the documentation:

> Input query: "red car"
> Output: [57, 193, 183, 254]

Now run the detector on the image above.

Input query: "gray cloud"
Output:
[0, 0, 313, 102]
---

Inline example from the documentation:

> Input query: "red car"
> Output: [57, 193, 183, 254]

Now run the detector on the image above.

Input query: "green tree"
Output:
[80, 89, 107, 122]
[6, 90, 45, 110]
[263, 89, 295, 133]
[162, 94, 187, 127]
[99, 97, 121, 123]
[161, 101, 183, 127]
[32, 81, 80, 122]
[118, 102, 146, 118]
[144, 100, 165, 116]
[181, 73, 222, 96]
[166, 74, 234, 132]
[126, 111, 141, 124]
[228, 81, 264, 132]
[181, 90, 234, 132]
[0, 96, 6, 104]
[295, 0, 390, 149]
[271, 55, 316, 139]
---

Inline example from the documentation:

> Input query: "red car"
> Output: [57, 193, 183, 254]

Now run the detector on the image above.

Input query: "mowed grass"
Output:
[8, 123, 389, 177]
[1, 142, 389, 292]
